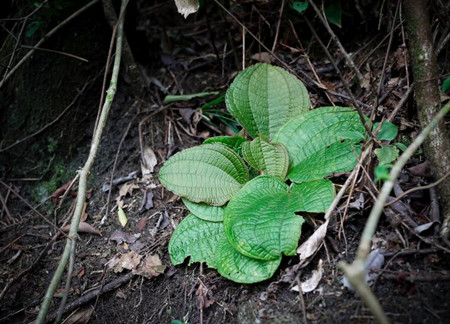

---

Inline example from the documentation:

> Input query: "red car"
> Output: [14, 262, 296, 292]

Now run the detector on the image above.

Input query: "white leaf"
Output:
[297, 220, 328, 267]
[174, 0, 199, 18]
[291, 259, 323, 293]
[141, 146, 158, 177]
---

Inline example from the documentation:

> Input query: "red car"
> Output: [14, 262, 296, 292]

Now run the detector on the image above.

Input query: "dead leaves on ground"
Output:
[108, 251, 166, 279]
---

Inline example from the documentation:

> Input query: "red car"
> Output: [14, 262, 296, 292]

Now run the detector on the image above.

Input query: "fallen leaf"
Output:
[109, 251, 142, 273]
[118, 207, 128, 227]
[133, 254, 166, 279]
[62, 306, 93, 324]
[250, 52, 273, 64]
[407, 161, 429, 177]
[297, 220, 329, 267]
[141, 146, 158, 178]
[414, 221, 437, 234]
[50, 180, 76, 204]
[102, 171, 138, 192]
[119, 182, 139, 200]
[136, 217, 148, 232]
[196, 281, 215, 310]
[349, 193, 365, 210]
[145, 192, 154, 210]
[174, 0, 200, 18]
[342, 249, 385, 290]
[292, 259, 323, 293]
[110, 230, 140, 244]
[62, 222, 101, 236]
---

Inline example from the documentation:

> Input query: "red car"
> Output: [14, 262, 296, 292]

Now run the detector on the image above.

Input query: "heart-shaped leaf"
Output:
[182, 198, 224, 222]
[242, 137, 289, 180]
[159, 144, 249, 206]
[225, 63, 309, 139]
[373, 121, 398, 141]
[169, 214, 223, 268]
[274, 107, 366, 183]
[215, 236, 282, 283]
[224, 176, 305, 260]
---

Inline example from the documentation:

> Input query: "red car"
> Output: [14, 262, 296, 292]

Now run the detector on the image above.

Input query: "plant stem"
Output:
[34, 0, 126, 322]
[340, 102, 450, 324]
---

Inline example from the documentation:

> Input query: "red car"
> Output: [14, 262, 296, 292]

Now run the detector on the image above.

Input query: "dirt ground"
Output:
[1, 1, 450, 323]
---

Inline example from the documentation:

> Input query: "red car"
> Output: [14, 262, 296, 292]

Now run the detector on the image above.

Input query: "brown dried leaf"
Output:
[62, 222, 101, 236]
[109, 251, 142, 273]
[132, 254, 166, 279]
[251, 52, 273, 64]
[119, 182, 139, 200]
[63, 306, 93, 324]
[136, 217, 148, 232]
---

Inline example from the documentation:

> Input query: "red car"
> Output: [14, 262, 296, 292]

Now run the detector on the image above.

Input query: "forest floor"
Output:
[1, 1, 450, 323]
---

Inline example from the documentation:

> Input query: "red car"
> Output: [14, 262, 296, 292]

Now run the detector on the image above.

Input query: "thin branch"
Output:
[20, 45, 89, 62]
[307, 0, 364, 82]
[34, 0, 126, 322]
[384, 172, 450, 207]
[0, 0, 100, 88]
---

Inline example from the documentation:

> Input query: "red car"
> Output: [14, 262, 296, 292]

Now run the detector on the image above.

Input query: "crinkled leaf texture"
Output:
[169, 214, 282, 283]
[242, 137, 289, 180]
[182, 198, 224, 222]
[203, 136, 247, 154]
[290, 179, 335, 213]
[169, 214, 223, 268]
[225, 63, 310, 139]
[274, 107, 366, 183]
[215, 236, 282, 283]
[159, 143, 249, 206]
[224, 176, 305, 261]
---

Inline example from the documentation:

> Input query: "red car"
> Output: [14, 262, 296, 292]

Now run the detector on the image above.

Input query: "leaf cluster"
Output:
[159, 63, 367, 283]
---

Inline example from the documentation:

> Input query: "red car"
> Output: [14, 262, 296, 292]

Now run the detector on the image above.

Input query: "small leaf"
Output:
[224, 176, 304, 260]
[290, 179, 335, 213]
[375, 145, 399, 165]
[275, 107, 366, 183]
[118, 207, 128, 227]
[291, 1, 309, 14]
[242, 137, 289, 179]
[215, 236, 282, 283]
[174, 0, 200, 18]
[374, 164, 392, 182]
[442, 76, 450, 93]
[25, 21, 42, 37]
[203, 136, 247, 154]
[169, 214, 223, 268]
[325, 1, 342, 27]
[182, 198, 224, 222]
[225, 63, 310, 139]
[159, 144, 249, 206]
[373, 121, 398, 141]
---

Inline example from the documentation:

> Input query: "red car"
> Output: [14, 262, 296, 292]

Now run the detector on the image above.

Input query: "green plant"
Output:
[159, 63, 367, 283]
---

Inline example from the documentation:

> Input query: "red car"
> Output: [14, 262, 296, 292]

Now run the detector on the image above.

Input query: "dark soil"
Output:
[1, 1, 450, 324]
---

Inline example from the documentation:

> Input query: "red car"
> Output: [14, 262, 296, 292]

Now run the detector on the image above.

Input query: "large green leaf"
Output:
[169, 214, 223, 268]
[182, 198, 224, 222]
[159, 144, 249, 206]
[225, 63, 310, 139]
[242, 137, 289, 180]
[215, 236, 282, 283]
[274, 107, 366, 183]
[290, 179, 335, 213]
[224, 176, 304, 260]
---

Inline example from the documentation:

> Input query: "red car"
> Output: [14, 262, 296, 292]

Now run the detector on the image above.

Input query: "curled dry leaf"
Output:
[174, 0, 200, 18]
[297, 220, 329, 267]
[141, 146, 158, 178]
[63, 306, 93, 324]
[62, 222, 101, 236]
[119, 182, 139, 200]
[110, 230, 140, 244]
[291, 259, 324, 293]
